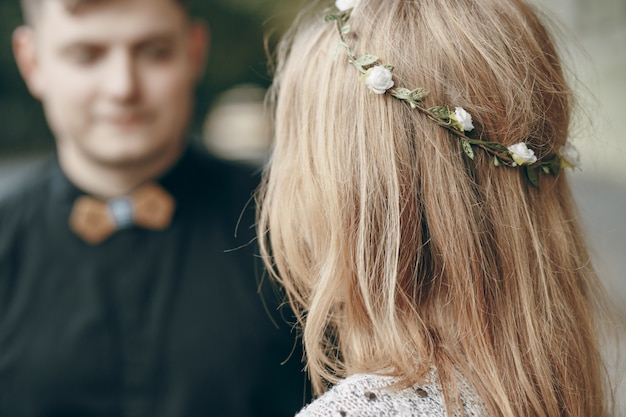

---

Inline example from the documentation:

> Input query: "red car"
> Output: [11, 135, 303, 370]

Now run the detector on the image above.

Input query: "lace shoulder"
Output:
[295, 372, 486, 417]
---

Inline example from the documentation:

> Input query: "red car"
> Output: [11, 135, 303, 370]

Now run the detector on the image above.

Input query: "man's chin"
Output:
[93, 143, 182, 171]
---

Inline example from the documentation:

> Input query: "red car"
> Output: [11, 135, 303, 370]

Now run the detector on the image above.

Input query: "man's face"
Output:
[15, 0, 206, 169]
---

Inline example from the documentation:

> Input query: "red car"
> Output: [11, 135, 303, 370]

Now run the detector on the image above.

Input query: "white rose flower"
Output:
[335, 0, 359, 11]
[507, 142, 537, 166]
[365, 65, 394, 94]
[454, 107, 474, 132]
[558, 142, 581, 170]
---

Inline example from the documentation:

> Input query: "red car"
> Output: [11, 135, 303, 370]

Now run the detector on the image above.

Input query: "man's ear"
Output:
[13, 26, 43, 99]
[188, 21, 209, 82]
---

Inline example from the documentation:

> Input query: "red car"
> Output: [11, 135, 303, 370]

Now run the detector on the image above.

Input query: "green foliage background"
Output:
[0, 0, 302, 155]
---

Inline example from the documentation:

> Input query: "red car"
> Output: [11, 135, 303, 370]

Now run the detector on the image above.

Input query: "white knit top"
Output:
[296, 371, 486, 417]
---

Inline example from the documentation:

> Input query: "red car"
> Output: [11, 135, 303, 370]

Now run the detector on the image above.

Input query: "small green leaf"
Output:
[494, 156, 501, 167]
[485, 142, 509, 154]
[341, 24, 351, 34]
[355, 54, 378, 66]
[392, 88, 411, 100]
[547, 156, 561, 176]
[383, 64, 394, 72]
[429, 106, 450, 121]
[462, 140, 475, 160]
[410, 88, 429, 102]
[450, 117, 464, 132]
[526, 166, 540, 187]
[324, 13, 340, 23]
[358, 68, 373, 83]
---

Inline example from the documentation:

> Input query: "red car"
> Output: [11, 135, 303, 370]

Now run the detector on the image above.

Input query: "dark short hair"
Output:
[20, 0, 191, 26]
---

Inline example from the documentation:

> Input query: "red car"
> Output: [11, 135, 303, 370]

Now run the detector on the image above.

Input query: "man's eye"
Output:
[141, 44, 174, 61]
[66, 47, 101, 64]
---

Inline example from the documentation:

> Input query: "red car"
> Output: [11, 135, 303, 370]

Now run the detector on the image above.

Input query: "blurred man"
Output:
[0, 0, 307, 416]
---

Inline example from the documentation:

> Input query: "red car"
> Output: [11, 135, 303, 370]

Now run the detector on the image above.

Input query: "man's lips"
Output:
[103, 112, 153, 127]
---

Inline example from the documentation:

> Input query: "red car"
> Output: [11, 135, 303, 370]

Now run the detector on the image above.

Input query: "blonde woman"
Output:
[258, 0, 615, 415]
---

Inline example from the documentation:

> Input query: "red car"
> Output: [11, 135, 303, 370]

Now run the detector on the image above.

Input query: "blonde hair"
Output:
[258, 0, 612, 416]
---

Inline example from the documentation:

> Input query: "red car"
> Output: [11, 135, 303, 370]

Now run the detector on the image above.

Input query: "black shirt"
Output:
[0, 145, 307, 417]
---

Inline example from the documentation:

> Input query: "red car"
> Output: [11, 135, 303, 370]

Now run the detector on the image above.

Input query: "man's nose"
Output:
[101, 51, 140, 102]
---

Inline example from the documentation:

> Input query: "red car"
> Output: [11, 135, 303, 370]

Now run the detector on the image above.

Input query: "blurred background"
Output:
[0, 0, 624, 407]
[535, 0, 626, 408]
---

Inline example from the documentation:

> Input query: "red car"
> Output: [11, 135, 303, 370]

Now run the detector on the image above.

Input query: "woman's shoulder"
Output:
[295, 372, 485, 417]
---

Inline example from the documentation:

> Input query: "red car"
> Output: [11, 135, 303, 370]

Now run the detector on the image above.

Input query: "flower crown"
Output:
[326, 1, 581, 186]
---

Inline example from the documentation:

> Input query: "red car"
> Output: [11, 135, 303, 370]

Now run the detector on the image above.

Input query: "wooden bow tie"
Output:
[69, 183, 176, 245]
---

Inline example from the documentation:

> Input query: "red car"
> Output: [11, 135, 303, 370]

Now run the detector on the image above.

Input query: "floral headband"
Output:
[327, 0, 581, 186]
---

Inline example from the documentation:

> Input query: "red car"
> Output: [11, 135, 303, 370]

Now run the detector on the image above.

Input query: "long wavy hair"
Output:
[257, 0, 613, 415]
